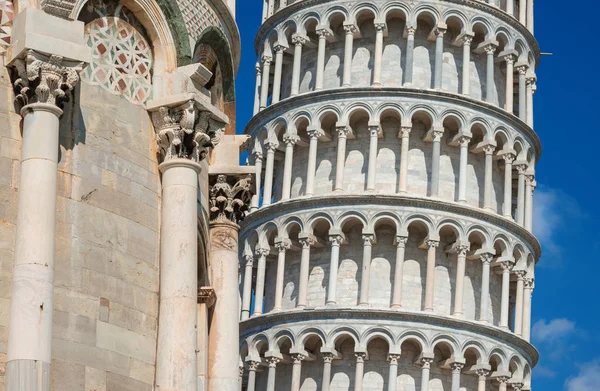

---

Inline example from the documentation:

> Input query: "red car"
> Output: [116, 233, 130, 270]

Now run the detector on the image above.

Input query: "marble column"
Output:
[525, 175, 535, 232]
[479, 253, 493, 323]
[265, 357, 280, 391]
[424, 240, 439, 312]
[321, 353, 334, 391]
[250, 149, 263, 211]
[517, 65, 528, 121]
[461, 35, 473, 95]
[246, 361, 260, 391]
[207, 173, 252, 391]
[483, 144, 496, 210]
[519, 0, 526, 24]
[433, 27, 446, 90]
[398, 126, 411, 193]
[476, 369, 490, 391]
[367, 124, 380, 192]
[498, 376, 509, 391]
[514, 270, 526, 335]
[404, 26, 416, 86]
[430, 130, 444, 198]
[327, 235, 343, 305]
[527, 0, 534, 32]
[511, 382, 525, 391]
[290, 354, 305, 391]
[297, 236, 314, 308]
[271, 45, 286, 104]
[252, 247, 269, 316]
[515, 163, 528, 227]
[7, 49, 84, 390]
[526, 76, 535, 127]
[391, 237, 408, 308]
[238, 366, 244, 391]
[281, 134, 299, 200]
[502, 153, 516, 218]
[335, 126, 349, 192]
[254, 63, 262, 115]
[274, 240, 291, 311]
[388, 354, 401, 391]
[453, 245, 470, 318]
[451, 363, 464, 391]
[291, 35, 307, 97]
[373, 23, 386, 87]
[457, 136, 471, 203]
[359, 235, 375, 306]
[260, 55, 272, 110]
[500, 261, 513, 329]
[354, 353, 366, 391]
[485, 44, 497, 104]
[504, 55, 515, 113]
[262, 140, 278, 206]
[306, 127, 323, 196]
[507, 0, 514, 17]
[523, 278, 534, 342]
[240, 254, 254, 321]
[343, 24, 357, 87]
[315, 28, 330, 90]
[420, 358, 434, 391]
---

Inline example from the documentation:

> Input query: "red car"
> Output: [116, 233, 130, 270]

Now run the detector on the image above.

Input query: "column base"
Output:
[452, 312, 464, 319]
[6, 360, 50, 391]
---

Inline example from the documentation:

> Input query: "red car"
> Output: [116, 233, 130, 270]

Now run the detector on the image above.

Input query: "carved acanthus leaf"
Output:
[209, 174, 254, 224]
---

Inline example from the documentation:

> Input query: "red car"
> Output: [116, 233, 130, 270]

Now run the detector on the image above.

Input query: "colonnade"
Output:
[240, 235, 535, 341]
[253, 124, 536, 232]
[254, 21, 537, 126]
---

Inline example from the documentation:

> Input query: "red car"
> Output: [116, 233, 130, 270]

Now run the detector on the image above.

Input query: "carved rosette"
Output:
[10, 49, 84, 109]
[209, 174, 254, 225]
[151, 100, 225, 163]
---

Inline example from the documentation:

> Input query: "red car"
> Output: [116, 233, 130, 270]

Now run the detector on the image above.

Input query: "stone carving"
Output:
[198, 286, 217, 307]
[209, 174, 253, 225]
[210, 225, 238, 251]
[152, 100, 225, 163]
[0, 0, 13, 50]
[11, 50, 84, 109]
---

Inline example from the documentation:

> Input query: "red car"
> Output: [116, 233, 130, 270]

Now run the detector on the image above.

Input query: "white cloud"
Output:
[532, 318, 576, 342]
[565, 361, 600, 391]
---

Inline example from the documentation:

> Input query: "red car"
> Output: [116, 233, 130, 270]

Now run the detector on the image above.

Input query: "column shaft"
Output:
[461, 37, 472, 95]
[514, 273, 525, 335]
[343, 25, 356, 87]
[273, 244, 288, 311]
[281, 135, 297, 200]
[458, 137, 469, 203]
[404, 27, 415, 86]
[424, 241, 438, 312]
[305, 131, 320, 196]
[519, 0, 526, 24]
[526, 78, 534, 127]
[451, 366, 462, 391]
[373, 24, 385, 86]
[485, 45, 496, 103]
[479, 255, 492, 322]
[430, 132, 443, 198]
[253, 64, 262, 115]
[251, 152, 263, 211]
[453, 247, 468, 317]
[527, 0, 534, 32]
[252, 250, 268, 316]
[388, 357, 399, 391]
[297, 240, 312, 308]
[434, 28, 445, 89]
[262, 144, 276, 206]
[523, 280, 533, 342]
[265, 360, 278, 391]
[391, 238, 408, 308]
[271, 47, 284, 104]
[505, 56, 514, 113]
[259, 57, 272, 110]
[420, 361, 432, 391]
[291, 358, 303, 391]
[518, 68, 527, 121]
[246, 365, 257, 391]
[516, 166, 526, 226]
[335, 128, 347, 192]
[500, 264, 512, 329]
[483, 147, 495, 210]
[525, 176, 534, 231]
[503, 155, 514, 218]
[354, 355, 365, 391]
[315, 30, 328, 90]
[398, 128, 411, 193]
[327, 236, 342, 304]
[359, 236, 373, 306]
[240, 256, 253, 321]
[291, 37, 304, 96]
[367, 126, 379, 191]
[322, 357, 333, 391]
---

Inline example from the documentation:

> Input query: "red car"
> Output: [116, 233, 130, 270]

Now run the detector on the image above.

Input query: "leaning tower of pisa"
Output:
[239, 0, 540, 390]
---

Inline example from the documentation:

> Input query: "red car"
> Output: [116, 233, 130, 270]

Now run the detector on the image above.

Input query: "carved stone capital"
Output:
[322, 353, 335, 364]
[198, 286, 217, 307]
[247, 361, 261, 371]
[420, 357, 434, 368]
[10, 49, 85, 110]
[355, 352, 367, 363]
[209, 174, 253, 225]
[267, 357, 280, 367]
[343, 24, 357, 35]
[456, 244, 470, 256]
[374, 23, 386, 32]
[388, 354, 401, 365]
[329, 234, 344, 246]
[275, 240, 291, 253]
[450, 362, 465, 372]
[291, 353, 306, 364]
[283, 133, 300, 146]
[476, 368, 490, 378]
[292, 35, 308, 46]
[395, 236, 408, 248]
[426, 240, 440, 249]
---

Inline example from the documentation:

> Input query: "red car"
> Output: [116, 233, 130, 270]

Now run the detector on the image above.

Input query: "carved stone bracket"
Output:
[198, 286, 217, 307]
[209, 174, 254, 225]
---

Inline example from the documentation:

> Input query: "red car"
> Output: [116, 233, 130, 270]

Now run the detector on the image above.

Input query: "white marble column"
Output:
[485, 44, 497, 104]
[246, 361, 260, 391]
[291, 35, 307, 97]
[514, 270, 526, 335]
[238, 366, 244, 391]
[526, 76, 535, 127]
[453, 245, 469, 318]
[430, 130, 444, 198]
[461, 35, 473, 95]
[515, 163, 527, 227]
[504, 55, 515, 113]
[252, 248, 269, 316]
[321, 353, 334, 391]
[335, 125, 349, 192]
[388, 354, 401, 391]
[359, 234, 375, 306]
[479, 253, 493, 323]
[424, 240, 439, 312]
[517, 65, 528, 121]
[240, 254, 254, 321]
[457, 135, 471, 203]
[507, 0, 515, 17]
[420, 358, 434, 391]
[262, 140, 278, 206]
[433, 27, 446, 90]
[527, 0, 534, 32]
[260, 55, 272, 110]
[502, 153, 516, 218]
[306, 127, 322, 196]
[519, 0, 526, 24]
[450, 363, 464, 391]
[315, 28, 330, 90]
[281, 134, 299, 200]
[525, 175, 535, 232]
[498, 376, 509, 391]
[476, 369, 490, 391]
[290, 354, 305, 391]
[500, 261, 513, 329]
[265, 357, 280, 391]
[271, 44, 286, 104]
[274, 240, 290, 311]
[391, 237, 408, 308]
[398, 126, 411, 193]
[483, 144, 496, 210]
[523, 278, 534, 342]
[7, 49, 84, 390]
[250, 149, 263, 211]
[342, 24, 357, 87]
[297, 236, 314, 308]
[404, 26, 416, 86]
[254, 63, 262, 115]
[367, 123, 380, 192]
[373, 23, 386, 87]
[354, 353, 366, 391]
[511, 382, 525, 391]
[327, 235, 343, 305]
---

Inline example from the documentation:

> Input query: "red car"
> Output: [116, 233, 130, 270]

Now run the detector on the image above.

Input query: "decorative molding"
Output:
[209, 174, 253, 225]
[198, 286, 217, 307]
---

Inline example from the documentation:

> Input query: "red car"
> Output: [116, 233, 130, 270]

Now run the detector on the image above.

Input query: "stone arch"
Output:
[344, 103, 375, 124]
[376, 103, 405, 124]
[281, 216, 304, 240]
[324, 6, 350, 28]
[409, 105, 437, 130]
[460, 341, 487, 364]
[443, 10, 468, 33]
[466, 226, 492, 250]
[299, 12, 321, 36]
[402, 214, 435, 238]
[441, 109, 468, 133]
[492, 234, 511, 257]
[249, 333, 270, 359]
[397, 330, 427, 352]
[258, 221, 280, 249]
[430, 335, 459, 357]
[296, 327, 327, 349]
[509, 355, 525, 380]
[369, 212, 401, 235]
[351, 2, 379, 23]
[412, 5, 440, 27]
[469, 17, 493, 40]
[307, 212, 335, 237]
[436, 219, 465, 242]
[327, 326, 360, 349]
[469, 118, 493, 142]
[494, 127, 512, 150]
[381, 2, 409, 23]
[488, 349, 508, 372]
[273, 330, 296, 353]
[361, 327, 396, 351]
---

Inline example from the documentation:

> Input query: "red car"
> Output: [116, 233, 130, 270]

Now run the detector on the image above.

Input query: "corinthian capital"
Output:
[150, 100, 226, 163]
[209, 174, 254, 225]
[11, 50, 85, 109]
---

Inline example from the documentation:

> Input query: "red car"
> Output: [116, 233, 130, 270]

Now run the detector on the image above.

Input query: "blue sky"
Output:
[234, 2, 599, 389]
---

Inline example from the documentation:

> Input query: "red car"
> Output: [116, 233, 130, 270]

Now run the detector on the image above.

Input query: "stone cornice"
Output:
[239, 307, 539, 366]
[239, 194, 542, 260]
[254, 0, 540, 64]
[244, 87, 542, 162]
